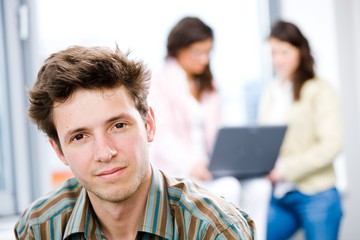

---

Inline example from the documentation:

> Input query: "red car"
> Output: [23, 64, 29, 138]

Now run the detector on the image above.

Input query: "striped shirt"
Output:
[15, 166, 256, 239]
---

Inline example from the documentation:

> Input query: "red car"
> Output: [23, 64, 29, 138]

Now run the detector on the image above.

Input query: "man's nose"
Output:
[94, 135, 118, 162]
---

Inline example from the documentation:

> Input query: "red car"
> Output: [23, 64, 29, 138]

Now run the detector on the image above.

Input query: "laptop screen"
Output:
[209, 125, 287, 179]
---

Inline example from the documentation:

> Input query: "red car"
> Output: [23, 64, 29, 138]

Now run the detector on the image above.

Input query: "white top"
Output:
[262, 78, 292, 124]
[263, 78, 295, 197]
[148, 59, 221, 178]
[189, 98, 207, 161]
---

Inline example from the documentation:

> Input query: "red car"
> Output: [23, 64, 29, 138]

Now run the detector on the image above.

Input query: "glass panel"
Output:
[0, 0, 15, 216]
[0, 0, 5, 192]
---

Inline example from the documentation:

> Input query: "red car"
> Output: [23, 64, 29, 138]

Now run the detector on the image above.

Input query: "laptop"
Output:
[209, 125, 287, 179]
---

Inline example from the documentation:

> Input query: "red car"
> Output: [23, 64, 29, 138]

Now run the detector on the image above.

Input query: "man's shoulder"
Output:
[166, 177, 239, 220]
[163, 175, 256, 239]
[14, 178, 83, 236]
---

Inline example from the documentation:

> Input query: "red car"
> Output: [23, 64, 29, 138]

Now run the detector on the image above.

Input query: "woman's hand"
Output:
[267, 168, 283, 183]
[190, 160, 212, 181]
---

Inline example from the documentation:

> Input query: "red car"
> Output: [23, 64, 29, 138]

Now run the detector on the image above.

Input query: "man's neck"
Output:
[89, 174, 151, 239]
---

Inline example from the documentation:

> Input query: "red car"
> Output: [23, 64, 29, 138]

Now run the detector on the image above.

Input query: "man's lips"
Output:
[97, 167, 125, 176]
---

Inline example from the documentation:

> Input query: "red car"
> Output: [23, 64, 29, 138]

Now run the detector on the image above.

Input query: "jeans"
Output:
[267, 187, 343, 240]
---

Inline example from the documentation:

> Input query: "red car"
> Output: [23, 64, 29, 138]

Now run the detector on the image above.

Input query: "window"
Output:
[0, 0, 16, 216]
[1, 0, 32, 216]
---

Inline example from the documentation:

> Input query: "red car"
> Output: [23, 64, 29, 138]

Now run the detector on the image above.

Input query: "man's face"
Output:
[50, 87, 155, 203]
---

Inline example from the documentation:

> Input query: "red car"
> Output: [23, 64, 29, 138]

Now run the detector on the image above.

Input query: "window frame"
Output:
[1, 0, 33, 215]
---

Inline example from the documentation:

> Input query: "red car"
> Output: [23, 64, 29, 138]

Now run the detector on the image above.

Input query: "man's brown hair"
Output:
[28, 45, 151, 148]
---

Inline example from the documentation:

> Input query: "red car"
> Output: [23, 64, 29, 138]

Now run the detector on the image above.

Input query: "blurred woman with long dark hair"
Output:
[258, 20, 343, 240]
[149, 16, 242, 207]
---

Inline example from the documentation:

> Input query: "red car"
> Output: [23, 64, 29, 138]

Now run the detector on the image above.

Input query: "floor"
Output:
[0, 216, 18, 240]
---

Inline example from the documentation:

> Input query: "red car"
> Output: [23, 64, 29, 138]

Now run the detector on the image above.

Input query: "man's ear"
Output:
[146, 107, 156, 142]
[49, 138, 69, 166]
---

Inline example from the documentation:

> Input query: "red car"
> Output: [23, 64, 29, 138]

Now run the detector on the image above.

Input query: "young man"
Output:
[14, 45, 256, 239]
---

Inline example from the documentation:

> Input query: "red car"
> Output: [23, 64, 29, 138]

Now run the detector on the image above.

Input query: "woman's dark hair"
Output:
[269, 20, 315, 100]
[166, 16, 215, 97]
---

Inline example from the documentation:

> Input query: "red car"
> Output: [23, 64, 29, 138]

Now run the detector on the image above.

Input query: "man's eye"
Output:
[115, 123, 125, 129]
[72, 134, 84, 141]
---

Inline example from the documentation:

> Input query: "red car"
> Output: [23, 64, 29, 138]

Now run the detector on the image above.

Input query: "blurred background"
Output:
[0, 0, 359, 239]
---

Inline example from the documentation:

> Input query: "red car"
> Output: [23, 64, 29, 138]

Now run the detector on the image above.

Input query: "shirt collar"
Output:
[138, 165, 174, 239]
[63, 187, 103, 240]
[63, 165, 174, 239]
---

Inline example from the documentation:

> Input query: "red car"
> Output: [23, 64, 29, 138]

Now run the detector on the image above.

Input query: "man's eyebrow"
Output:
[105, 113, 134, 123]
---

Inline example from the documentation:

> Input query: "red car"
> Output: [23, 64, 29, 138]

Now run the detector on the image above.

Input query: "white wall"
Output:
[280, 0, 339, 87]
[334, 1, 360, 239]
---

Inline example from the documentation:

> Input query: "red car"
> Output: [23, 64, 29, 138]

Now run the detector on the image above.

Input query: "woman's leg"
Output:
[293, 188, 343, 240]
[267, 194, 300, 240]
